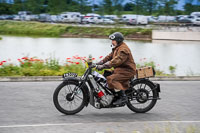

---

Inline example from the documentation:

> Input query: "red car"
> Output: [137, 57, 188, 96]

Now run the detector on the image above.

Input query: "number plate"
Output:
[63, 73, 78, 78]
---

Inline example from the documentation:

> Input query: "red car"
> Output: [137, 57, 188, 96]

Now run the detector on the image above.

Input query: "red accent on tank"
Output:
[98, 91, 104, 97]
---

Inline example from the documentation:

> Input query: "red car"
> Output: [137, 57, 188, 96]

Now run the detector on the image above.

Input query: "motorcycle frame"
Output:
[62, 65, 161, 108]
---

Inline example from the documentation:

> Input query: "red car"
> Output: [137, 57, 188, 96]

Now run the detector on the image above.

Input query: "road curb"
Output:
[0, 76, 200, 82]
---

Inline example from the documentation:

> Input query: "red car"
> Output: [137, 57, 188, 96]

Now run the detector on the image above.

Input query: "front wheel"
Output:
[126, 79, 158, 113]
[53, 81, 87, 115]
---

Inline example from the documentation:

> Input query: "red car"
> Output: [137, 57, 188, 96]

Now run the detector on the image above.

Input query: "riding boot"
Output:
[113, 90, 128, 105]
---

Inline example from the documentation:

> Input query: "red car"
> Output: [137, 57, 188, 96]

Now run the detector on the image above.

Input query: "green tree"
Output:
[124, 2, 135, 11]
[48, 0, 67, 14]
[184, 0, 200, 15]
[64, 0, 79, 12]
[12, 0, 25, 13]
[157, 0, 178, 15]
[112, 0, 123, 15]
[102, 0, 114, 15]
[0, 3, 14, 14]
[184, 3, 195, 14]
[144, 0, 158, 15]
[76, 0, 91, 13]
[130, 0, 145, 14]
[25, 0, 46, 14]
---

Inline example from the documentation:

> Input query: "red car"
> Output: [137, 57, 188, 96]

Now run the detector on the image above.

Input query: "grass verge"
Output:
[0, 20, 152, 39]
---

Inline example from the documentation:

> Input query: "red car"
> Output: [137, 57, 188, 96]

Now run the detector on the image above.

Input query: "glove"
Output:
[96, 60, 104, 65]
[96, 61, 111, 71]
[96, 65, 104, 71]
[104, 61, 111, 68]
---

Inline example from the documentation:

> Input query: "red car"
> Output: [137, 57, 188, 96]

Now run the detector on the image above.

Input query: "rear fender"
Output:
[63, 77, 90, 106]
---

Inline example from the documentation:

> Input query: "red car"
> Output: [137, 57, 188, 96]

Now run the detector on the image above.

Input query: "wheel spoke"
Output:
[67, 85, 73, 93]
[143, 84, 147, 89]
[74, 94, 83, 100]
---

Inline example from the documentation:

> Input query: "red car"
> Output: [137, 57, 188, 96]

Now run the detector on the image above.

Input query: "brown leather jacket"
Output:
[102, 42, 136, 75]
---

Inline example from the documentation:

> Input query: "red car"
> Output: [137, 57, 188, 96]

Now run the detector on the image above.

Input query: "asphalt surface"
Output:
[0, 81, 200, 133]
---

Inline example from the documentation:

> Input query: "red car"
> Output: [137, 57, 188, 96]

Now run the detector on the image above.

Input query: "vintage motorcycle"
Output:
[53, 60, 161, 115]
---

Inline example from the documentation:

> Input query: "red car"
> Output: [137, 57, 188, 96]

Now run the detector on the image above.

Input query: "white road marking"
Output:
[0, 121, 199, 128]
[0, 123, 83, 128]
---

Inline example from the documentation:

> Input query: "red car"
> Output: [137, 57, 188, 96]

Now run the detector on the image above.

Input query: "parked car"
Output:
[93, 16, 104, 24]
[127, 16, 148, 25]
[82, 16, 95, 24]
[60, 12, 81, 23]
[0, 15, 13, 20]
[127, 18, 137, 25]
[122, 14, 148, 24]
[30, 15, 39, 21]
[147, 16, 158, 23]
[13, 15, 20, 21]
[24, 15, 32, 21]
[7, 15, 14, 20]
[118, 18, 126, 24]
[137, 16, 148, 25]
[51, 15, 59, 22]
[101, 19, 115, 24]
[177, 15, 193, 23]
[122, 14, 139, 22]
[18, 11, 32, 16]
[104, 15, 119, 20]
[0, 15, 8, 20]
[38, 14, 51, 22]
[86, 13, 100, 17]
[157, 16, 176, 22]
[126, 18, 137, 25]
[192, 16, 200, 26]
[191, 12, 200, 17]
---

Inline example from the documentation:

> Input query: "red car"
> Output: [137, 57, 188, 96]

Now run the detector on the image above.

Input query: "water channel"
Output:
[0, 35, 200, 76]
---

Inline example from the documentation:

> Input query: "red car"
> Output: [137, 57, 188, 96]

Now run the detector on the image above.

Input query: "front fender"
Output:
[63, 77, 81, 83]
[63, 77, 90, 106]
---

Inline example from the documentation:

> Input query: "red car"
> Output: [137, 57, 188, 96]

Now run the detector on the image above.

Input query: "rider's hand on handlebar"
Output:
[96, 60, 104, 65]
[96, 65, 104, 71]
[96, 61, 111, 71]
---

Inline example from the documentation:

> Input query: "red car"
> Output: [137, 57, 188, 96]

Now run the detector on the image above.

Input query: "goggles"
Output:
[109, 34, 115, 40]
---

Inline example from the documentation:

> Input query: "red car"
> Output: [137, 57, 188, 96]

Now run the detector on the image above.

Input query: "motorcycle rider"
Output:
[96, 32, 136, 105]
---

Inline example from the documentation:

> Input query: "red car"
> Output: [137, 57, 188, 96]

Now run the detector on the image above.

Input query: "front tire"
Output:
[126, 79, 158, 113]
[53, 81, 87, 115]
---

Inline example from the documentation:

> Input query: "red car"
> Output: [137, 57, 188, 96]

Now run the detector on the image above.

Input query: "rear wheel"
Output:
[126, 79, 158, 113]
[53, 81, 87, 115]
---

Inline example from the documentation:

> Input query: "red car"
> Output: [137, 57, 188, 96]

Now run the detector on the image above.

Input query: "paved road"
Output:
[0, 81, 200, 133]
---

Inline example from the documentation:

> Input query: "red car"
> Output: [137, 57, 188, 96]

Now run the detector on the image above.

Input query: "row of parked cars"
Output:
[0, 11, 200, 26]
[0, 11, 116, 24]
[124, 12, 200, 26]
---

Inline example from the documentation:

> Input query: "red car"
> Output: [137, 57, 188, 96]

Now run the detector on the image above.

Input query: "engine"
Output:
[92, 71, 114, 107]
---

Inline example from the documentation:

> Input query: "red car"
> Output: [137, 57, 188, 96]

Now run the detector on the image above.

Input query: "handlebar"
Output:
[83, 59, 97, 69]
[90, 63, 97, 68]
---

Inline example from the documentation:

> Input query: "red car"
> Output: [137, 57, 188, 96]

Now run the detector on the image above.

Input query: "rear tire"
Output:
[126, 79, 157, 113]
[53, 81, 87, 115]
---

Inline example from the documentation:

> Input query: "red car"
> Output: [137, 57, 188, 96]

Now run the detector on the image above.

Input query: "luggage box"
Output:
[136, 66, 155, 79]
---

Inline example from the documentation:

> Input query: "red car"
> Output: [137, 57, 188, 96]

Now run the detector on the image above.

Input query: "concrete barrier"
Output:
[152, 31, 200, 41]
